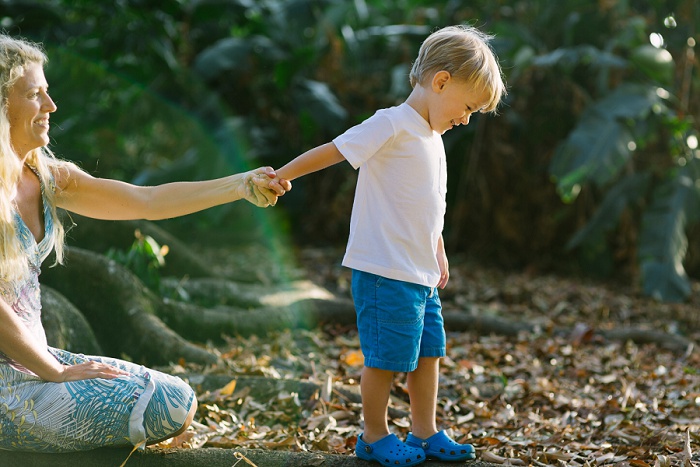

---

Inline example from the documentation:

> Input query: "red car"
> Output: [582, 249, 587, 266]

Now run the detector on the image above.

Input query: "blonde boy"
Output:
[272, 25, 506, 466]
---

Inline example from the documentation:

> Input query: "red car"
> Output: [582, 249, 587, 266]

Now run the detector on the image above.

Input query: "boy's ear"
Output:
[432, 70, 451, 92]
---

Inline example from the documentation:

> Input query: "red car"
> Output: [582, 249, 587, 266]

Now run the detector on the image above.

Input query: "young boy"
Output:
[272, 25, 506, 466]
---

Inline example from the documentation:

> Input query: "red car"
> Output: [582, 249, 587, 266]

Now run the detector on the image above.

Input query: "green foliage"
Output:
[638, 167, 700, 301]
[106, 230, 167, 292]
[2, 0, 698, 301]
[544, 3, 699, 301]
[550, 84, 664, 203]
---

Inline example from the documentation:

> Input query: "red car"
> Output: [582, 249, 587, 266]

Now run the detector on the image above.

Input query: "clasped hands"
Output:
[244, 167, 292, 207]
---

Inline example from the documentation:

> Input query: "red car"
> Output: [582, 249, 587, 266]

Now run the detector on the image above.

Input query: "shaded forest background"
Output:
[1, 0, 698, 301]
[0, 2, 699, 466]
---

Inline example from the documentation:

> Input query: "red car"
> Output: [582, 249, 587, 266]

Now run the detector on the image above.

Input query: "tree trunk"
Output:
[38, 246, 357, 363]
[41, 285, 103, 355]
[158, 297, 356, 342]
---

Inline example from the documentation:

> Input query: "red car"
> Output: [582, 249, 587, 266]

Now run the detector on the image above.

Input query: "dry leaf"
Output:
[570, 322, 594, 345]
[220, 379, 238, 396]
[595, 452, 615, 464]
[480, 451, 508, 464]
[321, 374, 333, 402]
[682, 429, 693, 467]
[480, 451, 527, 465]
[158, 254, 700, 465]
[480, 437, 503, 446]
[343, 350, 364, 367]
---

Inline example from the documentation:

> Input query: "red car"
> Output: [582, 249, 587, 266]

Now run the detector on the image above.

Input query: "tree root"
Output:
[40, 247, 219, 366]
[442, 309, 696, 354]
[41, 217, 696, 369]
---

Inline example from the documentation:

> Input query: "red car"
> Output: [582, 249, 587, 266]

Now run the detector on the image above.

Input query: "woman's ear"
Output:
[432, 70, 451, 92]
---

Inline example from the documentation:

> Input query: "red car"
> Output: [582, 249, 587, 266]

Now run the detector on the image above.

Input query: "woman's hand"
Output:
[57, 361, 132, 382]
[244, 167, 292, 207]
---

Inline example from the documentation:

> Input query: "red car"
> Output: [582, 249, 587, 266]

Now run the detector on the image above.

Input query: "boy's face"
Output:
[429, 72, 491, 135]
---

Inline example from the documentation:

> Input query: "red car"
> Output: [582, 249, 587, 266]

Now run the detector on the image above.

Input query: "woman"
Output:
[0, 34, 290, 452]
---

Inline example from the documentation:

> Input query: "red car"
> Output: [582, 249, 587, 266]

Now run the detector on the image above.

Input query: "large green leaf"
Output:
[638, 170, 699, 302]
[641, 261, 691, 303]
[550, 116, 634, 202]
[292, 79, 348, 133]
[592, 84, 665, 120]
[566, 172, 651, 249]
[630, 44, 675, 85]
[532, 45, 626, 69]
[194, 35, 286, 81]
[550, 84, 663, 202]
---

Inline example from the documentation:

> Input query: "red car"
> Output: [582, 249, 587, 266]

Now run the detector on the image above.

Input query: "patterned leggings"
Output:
[0, 348, 195, 452]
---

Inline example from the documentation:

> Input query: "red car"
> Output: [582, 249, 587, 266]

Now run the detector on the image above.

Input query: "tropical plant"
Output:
[2, 0, 698, 301]
[106, 230, 168, 291]
[539, 3, 698, 301]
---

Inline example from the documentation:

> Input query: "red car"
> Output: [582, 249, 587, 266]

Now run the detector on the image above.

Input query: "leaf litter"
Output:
[154, 247, 700, 466]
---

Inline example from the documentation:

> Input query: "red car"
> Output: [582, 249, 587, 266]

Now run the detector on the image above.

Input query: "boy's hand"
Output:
[272, 175, 292, 194]
[436, 252, 449, 289]
[436, 236, 449, 289]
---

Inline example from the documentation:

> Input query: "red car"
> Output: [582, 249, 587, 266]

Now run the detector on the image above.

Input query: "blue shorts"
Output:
[351, 269, 446, 372]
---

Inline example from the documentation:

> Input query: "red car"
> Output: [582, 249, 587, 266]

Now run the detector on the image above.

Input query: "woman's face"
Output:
[6, 61, 56, 158]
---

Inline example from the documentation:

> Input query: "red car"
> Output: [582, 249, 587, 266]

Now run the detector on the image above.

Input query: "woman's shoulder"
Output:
[45, 158, 82, 192]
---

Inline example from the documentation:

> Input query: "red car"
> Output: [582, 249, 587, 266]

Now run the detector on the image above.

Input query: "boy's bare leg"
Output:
[407, 356, 440, 439]
[360, 366, 394, 443]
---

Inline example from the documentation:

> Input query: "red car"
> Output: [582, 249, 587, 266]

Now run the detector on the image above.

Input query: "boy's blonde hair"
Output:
[0, 34, 67, 282]
[410, 25, 506, 112]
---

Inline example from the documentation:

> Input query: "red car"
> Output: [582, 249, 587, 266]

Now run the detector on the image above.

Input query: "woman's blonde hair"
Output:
[409, 25, 507, 112]
[0, 34, 66, 282]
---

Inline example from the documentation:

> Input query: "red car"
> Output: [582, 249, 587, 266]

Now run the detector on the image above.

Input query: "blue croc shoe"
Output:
[356, 433, 426, 466]
[406, 430, 475, 461]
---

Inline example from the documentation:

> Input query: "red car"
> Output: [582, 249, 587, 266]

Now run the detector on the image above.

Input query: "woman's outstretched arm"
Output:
[54, 164, 290, 221]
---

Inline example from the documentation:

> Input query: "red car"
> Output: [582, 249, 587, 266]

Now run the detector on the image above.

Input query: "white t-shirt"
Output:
[334, 102, 447, 287]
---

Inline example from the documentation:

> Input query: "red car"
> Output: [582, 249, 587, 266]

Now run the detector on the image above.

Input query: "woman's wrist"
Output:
[224, 173, 246, 202]
[36, 362, 66, 382]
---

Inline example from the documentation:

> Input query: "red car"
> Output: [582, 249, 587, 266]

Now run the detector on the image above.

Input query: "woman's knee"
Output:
[169, 400, 197, 438]
[146, 394, 198, 444]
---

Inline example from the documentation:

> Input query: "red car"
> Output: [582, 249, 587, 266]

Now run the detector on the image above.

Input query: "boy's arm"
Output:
[276, 142, 346, 181]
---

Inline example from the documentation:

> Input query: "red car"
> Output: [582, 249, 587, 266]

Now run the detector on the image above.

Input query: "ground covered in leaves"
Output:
[156, 246, 700, 467]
